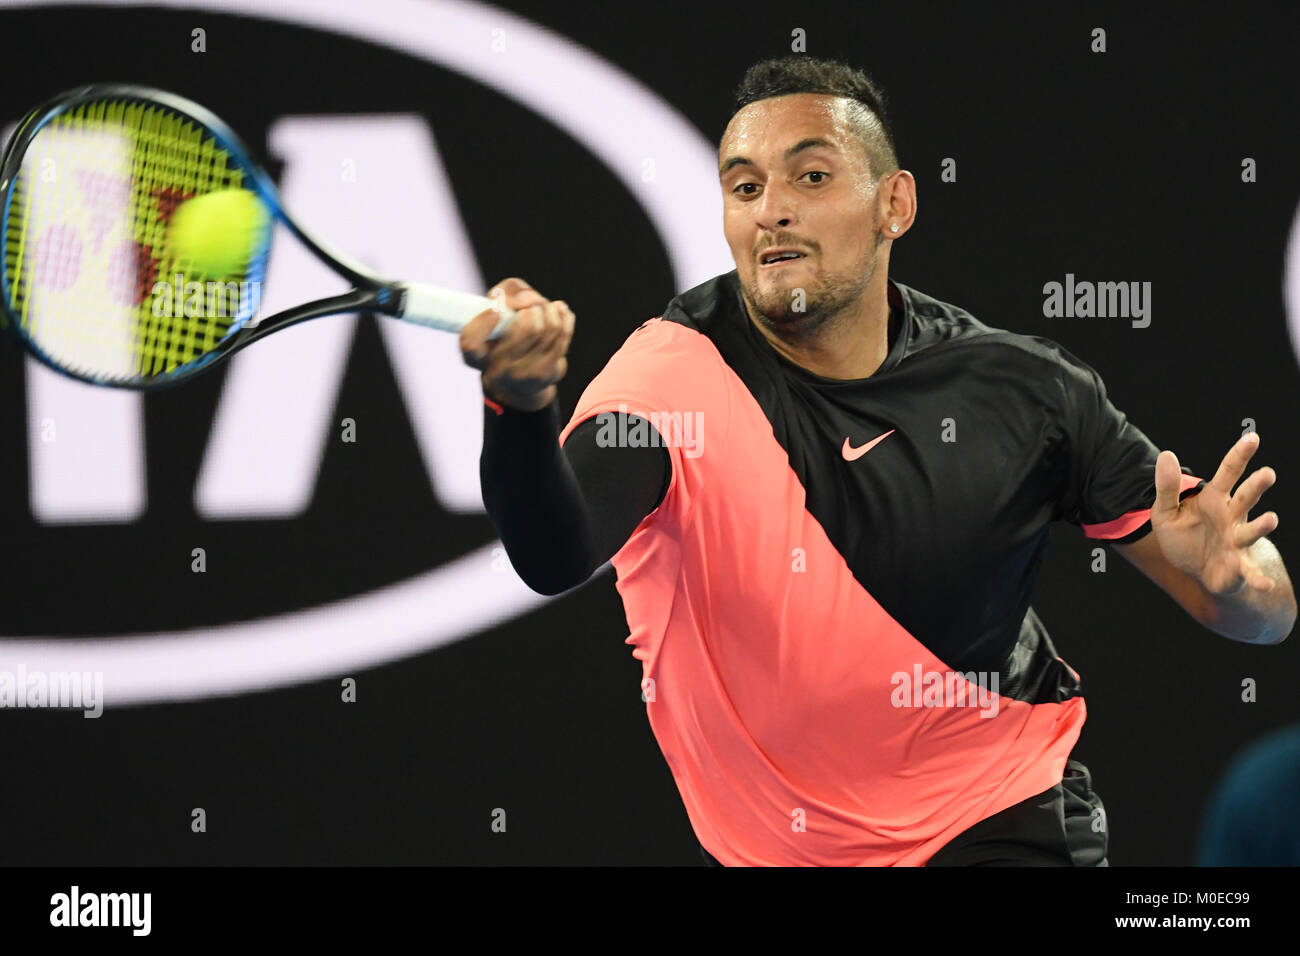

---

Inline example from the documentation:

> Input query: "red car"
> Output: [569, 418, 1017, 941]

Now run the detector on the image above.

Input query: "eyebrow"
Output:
[718, 137, 840, 178]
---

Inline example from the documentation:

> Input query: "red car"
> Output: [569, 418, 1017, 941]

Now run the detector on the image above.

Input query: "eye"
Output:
[801, 171, 829, 184]
[733, 183, 758, 196]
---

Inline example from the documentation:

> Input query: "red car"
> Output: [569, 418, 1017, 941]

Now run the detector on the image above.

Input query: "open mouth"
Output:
[759, 250, 808, 268]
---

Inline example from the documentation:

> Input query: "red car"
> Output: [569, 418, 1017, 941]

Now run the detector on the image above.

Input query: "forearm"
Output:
[1196, 538, 1297, 645]
[480, 398, 600, 595]
[479, 397, 670, 596]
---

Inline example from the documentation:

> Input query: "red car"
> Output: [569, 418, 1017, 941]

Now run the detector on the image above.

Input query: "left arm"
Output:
[1113, 433, 1297, 645]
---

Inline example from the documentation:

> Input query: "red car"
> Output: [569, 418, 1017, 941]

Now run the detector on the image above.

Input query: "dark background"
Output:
[0, 0, 1297, 865]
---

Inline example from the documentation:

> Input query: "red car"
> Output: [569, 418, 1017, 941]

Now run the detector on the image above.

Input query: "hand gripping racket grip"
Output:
[396, 282, 516, 340]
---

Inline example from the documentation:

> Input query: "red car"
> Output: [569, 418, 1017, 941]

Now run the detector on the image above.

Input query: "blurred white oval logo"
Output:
[1, 0, 730, 706]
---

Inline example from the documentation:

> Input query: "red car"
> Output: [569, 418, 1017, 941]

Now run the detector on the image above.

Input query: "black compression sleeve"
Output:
[480, 398, 670, 595]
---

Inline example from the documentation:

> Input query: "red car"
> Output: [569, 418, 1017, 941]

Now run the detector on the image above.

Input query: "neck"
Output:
[744, 268, 894, 380]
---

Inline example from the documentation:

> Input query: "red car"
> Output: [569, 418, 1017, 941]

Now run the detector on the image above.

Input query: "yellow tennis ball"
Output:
[167, 188, 268, 276]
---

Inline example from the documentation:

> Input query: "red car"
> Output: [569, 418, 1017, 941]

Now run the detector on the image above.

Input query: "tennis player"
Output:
[460, 56, 1296, 866]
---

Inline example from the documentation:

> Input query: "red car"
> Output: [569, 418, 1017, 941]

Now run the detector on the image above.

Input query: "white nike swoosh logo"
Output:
[842, 429, 896, 461]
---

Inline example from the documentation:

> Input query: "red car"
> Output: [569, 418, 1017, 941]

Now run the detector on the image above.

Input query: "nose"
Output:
[754, 179, 796, 231]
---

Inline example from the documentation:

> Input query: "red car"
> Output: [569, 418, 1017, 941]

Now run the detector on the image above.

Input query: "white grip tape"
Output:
[397, 282, 515, 340]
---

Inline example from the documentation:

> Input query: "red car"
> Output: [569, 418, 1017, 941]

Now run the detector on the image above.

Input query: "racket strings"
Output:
[3, 97, 261, 385]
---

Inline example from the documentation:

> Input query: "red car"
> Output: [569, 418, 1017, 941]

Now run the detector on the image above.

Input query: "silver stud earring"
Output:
[890, 223, 900, 232]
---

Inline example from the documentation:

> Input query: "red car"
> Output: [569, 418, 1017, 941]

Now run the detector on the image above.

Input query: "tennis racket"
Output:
[0, 83, 515, 389]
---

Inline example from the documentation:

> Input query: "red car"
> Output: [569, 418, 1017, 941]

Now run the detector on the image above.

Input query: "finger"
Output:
[1235, 510, 1279, 549]
[513, 301, 563, 358]
[1229, 466, 1277, 523]
[491, 309, 570, 386]
[557, 300, 576, 341]
[1151, 450, 1183, 523]
[1240, 551, 1278, 592]
[533, 318, 573, 383]
[530, 301, 569, 354]
[460, 306, 506, 369]
[488, 277, 538, 300]
[467, 278, 546, 363]
[1208, 432, 1261, 496]
[535, 301, 574, 354]
[488, 277, 548, 313]
[532, 302, 575, 376]
[489, 303, 547, 360]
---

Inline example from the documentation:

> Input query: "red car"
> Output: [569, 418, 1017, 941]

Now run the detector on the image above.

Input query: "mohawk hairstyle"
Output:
[731, 55, 900, 180]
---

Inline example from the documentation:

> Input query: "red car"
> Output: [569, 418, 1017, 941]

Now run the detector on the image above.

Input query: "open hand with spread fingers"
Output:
[1149, 433, 1279, 597]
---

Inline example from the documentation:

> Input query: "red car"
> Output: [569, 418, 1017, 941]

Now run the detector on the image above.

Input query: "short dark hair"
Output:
[730, 56, 900, 181]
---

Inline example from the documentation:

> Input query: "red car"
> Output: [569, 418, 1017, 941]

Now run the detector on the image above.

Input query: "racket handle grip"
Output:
[396, 282, 516, 340]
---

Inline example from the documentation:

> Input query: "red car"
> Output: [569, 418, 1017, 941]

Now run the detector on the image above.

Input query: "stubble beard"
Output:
[743, 238, 880, 339]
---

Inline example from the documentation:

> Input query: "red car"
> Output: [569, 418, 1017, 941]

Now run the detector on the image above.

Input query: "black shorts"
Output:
[698, 759, 1108, 867]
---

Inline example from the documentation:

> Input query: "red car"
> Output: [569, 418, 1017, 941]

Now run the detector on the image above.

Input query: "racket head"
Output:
[0, 83, 279, 389]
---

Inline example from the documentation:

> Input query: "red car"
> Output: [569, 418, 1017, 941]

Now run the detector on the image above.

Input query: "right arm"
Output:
[480, 400, 668, 594]
[463, 278, 670, 595]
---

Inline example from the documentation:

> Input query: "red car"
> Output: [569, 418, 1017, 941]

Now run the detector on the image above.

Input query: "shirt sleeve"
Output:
[479, 399, 669, 595]
[558, 316, 727, 534]
[1054, 344, 1205, 544]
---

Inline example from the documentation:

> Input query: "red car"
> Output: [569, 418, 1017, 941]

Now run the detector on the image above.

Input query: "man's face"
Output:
[719, 93, 884, 333]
